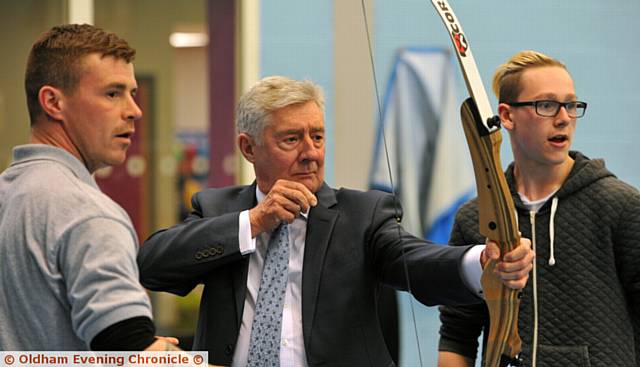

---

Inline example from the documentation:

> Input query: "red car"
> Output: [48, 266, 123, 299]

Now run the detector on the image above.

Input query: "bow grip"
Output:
[460, 97, 522, 366]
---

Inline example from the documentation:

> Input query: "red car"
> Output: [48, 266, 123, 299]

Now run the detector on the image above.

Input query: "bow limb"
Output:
[431, 0, 522, 365]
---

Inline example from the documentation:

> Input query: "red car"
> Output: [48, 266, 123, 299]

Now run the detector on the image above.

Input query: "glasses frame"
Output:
[504, 100, 588, 118]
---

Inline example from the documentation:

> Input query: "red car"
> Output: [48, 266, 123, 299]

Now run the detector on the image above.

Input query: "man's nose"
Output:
[554, 105, 571, 125]
[299, 136, 321, 160]
[126, 95, 143, 122]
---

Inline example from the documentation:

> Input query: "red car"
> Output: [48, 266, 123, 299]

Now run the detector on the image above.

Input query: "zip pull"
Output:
[548, 197, 558, 266]
[529, 210, 538, 367]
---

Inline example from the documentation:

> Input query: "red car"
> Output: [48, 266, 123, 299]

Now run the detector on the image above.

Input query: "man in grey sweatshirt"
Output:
[0, 24, 177, 352]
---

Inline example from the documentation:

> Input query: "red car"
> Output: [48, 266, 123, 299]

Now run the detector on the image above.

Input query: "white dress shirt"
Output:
[232, 188, 308, 367]
[231, 187, 484, 367]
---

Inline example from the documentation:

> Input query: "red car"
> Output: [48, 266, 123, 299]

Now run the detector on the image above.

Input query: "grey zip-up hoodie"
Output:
[439, 151, 640, 367]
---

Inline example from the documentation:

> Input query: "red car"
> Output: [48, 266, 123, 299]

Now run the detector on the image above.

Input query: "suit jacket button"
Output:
[225, 344, 233, 355]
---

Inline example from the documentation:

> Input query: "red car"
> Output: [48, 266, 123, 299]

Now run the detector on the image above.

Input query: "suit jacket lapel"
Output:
[231, 183, 258, 327]
[302, 183, 338, 346]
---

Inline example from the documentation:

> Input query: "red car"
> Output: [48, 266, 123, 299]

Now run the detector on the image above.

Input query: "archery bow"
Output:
[430, 1, 523, 366]
[360, 1, 523, 365]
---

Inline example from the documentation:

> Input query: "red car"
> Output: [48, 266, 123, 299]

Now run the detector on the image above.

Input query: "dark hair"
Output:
[25, 24, 136, 123]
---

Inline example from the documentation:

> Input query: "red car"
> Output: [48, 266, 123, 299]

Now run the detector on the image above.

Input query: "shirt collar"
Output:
[11, 144, 98, 190]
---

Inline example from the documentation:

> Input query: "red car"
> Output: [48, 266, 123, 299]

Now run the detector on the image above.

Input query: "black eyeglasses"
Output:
[504, 100, 588, 118]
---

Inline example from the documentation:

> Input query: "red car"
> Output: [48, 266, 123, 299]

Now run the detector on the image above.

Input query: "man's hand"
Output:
[481, 237, 534, 290]
[145, 336, 180, 350]
[146, 337, 225, 366]
[249, 179, 317, 237]
[438, 351, 474, 367]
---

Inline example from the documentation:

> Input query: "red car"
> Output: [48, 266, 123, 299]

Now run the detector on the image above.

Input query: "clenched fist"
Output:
[249, 179, 318, 237]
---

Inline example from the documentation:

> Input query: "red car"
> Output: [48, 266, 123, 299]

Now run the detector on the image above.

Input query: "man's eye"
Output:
[539, 101, 556, 109]
[107, 91, 118, 98]
[285, 137, 298, 143]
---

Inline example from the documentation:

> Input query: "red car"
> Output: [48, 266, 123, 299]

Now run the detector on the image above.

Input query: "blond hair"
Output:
[236, 76, 325, 144]
[492, 50, 567, 102]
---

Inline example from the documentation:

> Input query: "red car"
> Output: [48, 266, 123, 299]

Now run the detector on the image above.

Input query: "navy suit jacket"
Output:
[138, 182, 480, 366]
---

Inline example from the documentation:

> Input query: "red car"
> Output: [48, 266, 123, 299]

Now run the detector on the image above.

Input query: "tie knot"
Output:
[273, 222, 288, 236]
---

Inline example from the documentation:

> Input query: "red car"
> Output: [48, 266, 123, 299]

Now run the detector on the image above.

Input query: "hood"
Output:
[505, 150, 615, 208]
[504, 151, 615, 269]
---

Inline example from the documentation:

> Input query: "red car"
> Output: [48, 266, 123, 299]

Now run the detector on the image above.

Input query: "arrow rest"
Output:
[487, 115, 501, 129]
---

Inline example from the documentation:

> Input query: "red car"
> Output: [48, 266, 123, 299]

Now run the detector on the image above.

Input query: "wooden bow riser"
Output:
[460, 98, 522, 366]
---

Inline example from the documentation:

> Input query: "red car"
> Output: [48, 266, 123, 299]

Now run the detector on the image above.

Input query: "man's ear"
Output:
[498, 103, 515, 131]
[237, 133, 256, 163]
[38, 85, 65, 121]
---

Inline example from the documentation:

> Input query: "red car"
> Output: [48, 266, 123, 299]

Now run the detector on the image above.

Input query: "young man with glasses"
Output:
[438, 50, 640, 367]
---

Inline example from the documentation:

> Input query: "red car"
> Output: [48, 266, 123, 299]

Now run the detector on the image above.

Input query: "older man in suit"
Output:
[138, 76, 533, 367]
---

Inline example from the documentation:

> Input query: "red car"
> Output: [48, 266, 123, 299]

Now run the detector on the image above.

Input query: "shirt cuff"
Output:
[239, 210, 257, 255]
[461, 244, 485, 298]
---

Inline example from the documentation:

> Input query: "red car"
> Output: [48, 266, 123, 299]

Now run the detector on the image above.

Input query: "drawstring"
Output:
[548, 197, 558, 266]
[525, 195, 559, 366]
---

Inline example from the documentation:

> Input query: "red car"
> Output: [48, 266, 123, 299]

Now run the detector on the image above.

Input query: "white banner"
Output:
[369, 47, 475, 242]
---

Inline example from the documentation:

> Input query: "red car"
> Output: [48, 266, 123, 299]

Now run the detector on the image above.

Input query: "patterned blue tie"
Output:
[247, 223, 290, 366]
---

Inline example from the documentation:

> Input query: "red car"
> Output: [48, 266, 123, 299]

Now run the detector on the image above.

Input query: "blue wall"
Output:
[261, 1, 334, 183]
[376, 0, 640, 187]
